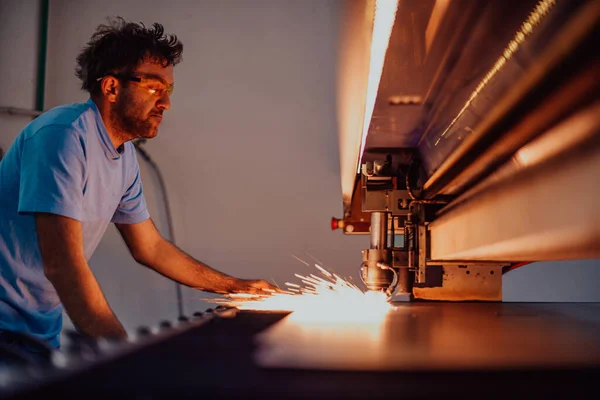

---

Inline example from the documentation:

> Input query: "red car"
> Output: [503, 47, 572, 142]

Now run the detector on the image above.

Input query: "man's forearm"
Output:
[138, 239, 241, 294]
[45, 259, 127, 340]
[116, 219, 273, 294]
[36, 213, 127, 340]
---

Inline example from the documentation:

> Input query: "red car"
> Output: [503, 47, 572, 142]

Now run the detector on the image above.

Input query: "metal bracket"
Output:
[416, 224, 427, 284]
[363, 189, 411, 215]
[413, 264, 503, 301]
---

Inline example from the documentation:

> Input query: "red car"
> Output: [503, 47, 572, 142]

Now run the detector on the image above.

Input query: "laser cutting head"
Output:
[359, 212, 398, 296]
[360, 256, 396, 293]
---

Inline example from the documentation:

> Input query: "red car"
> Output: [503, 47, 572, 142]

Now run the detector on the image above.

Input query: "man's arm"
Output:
[36, 213, 127, 340]
[115, 219, 276, 294]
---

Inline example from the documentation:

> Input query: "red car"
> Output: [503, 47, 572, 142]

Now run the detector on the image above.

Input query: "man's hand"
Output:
[233, 279, 282, 295]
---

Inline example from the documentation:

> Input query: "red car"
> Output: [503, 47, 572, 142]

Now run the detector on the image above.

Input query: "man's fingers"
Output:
[246, 279, 284, 295]
[231, 278, 285, 295]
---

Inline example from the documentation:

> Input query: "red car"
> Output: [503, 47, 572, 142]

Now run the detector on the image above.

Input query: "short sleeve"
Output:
[18, 125, 86, 221]
[111, 154, 150, 224]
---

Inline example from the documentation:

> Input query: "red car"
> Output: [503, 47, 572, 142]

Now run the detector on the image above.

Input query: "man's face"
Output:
[112, 61, 174, 139]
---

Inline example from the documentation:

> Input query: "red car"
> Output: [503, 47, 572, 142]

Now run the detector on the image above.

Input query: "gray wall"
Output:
[1, 0, 598, 339]
[0, 0, 42, 150]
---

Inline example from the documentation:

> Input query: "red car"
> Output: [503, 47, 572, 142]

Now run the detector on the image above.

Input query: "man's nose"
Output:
[156, 92, 171, 111]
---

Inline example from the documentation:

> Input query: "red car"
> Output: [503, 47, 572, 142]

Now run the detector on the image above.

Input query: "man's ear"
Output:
[100, 76, 120, 103]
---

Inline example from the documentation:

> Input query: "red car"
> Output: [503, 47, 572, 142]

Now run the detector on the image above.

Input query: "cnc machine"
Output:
[331, 0, 600, 301]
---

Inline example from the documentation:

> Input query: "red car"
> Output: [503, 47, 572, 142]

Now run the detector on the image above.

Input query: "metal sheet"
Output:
[5, 309, 599, 399]
[253, 302, 600, 371]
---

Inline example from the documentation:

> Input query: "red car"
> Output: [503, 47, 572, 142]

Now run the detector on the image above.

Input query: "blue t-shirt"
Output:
[0, 98, 150, 348]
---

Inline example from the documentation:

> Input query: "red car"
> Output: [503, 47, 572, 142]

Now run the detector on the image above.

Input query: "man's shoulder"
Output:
[23, 100, 95, 141]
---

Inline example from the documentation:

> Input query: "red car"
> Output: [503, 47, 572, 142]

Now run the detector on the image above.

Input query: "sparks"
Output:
[213, 262, 392, 324]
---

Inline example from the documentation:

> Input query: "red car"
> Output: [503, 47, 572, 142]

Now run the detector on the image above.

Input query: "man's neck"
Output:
[91, 97, 130, 150]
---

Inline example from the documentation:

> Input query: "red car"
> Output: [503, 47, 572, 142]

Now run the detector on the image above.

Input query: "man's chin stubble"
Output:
[144, 129, 159, 139]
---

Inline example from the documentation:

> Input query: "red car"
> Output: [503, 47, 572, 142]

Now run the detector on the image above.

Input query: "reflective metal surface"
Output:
[337, 0, 598, 209]
[254, 302, 600, 371]
[2, 309, 597, 399]
[428, 111, 600, 261]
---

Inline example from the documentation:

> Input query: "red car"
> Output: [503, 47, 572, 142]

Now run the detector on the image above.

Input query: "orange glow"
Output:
[215, 263, 392, 324]
[358, 0, 400, 171]
[253, 313, 389, 370]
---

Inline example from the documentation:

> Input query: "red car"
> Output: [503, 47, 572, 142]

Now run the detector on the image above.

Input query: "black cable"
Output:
[405, 162, 448, 205]
[133, 140, 184, 318]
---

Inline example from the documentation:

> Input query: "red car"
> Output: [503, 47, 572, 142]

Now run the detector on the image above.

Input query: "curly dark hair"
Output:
[75, 17, 183, 96]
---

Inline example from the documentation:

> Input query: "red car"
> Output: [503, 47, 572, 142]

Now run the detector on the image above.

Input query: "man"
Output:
[0, 18, 277, 355]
